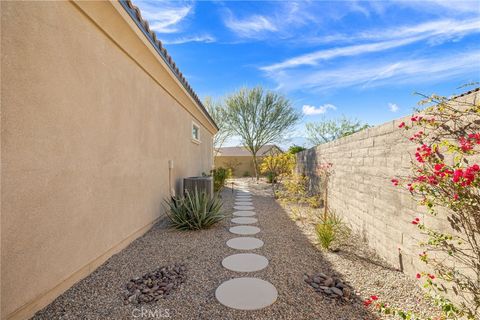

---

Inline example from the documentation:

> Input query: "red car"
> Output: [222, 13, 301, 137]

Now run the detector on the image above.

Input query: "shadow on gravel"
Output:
[335, 249, 400, 273]
[233, 179, 378, 320]
[32, 178, 379, 320]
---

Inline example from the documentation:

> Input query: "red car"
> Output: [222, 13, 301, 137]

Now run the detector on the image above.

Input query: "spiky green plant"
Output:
[316, 222, 335, 250]
[164, 189, 224, 230]
[315, 210, 349, 250]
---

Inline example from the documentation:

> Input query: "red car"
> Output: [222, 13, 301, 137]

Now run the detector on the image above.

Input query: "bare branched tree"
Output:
[306, 116, 370, 146]
[224, 87, 300, 181]
[204, 97, 230, 157]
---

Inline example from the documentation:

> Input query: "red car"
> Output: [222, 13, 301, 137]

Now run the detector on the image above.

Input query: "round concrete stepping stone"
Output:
[235, 202, 253, 206]
[226, 237, 264, 250]
[231, 217, 258, 224]
[215, 278, 278, 310]
[234, 206, 254, 210]
[222, 253, 268, 272]
[229, 225, 260, 235]
[233, 211, 256, 217]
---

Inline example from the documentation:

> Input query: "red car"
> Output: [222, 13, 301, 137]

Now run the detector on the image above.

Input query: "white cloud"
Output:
[262, 37, 424, 72]
[140, 3, 193, 33]
[388, 103, 399, 112]
[349, 1, 370, 17]
[393, 0, 480, 14]
[261, 18, 480, 72]
[162, 34, 216, 45]
[302, 104, 336, 115]
[224, 11, 277, 38]
[359, 18, 480, 43]
[267, 51, 480, 92]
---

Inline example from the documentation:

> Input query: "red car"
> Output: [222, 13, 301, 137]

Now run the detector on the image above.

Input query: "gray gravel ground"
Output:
[33, 178, 437, 320]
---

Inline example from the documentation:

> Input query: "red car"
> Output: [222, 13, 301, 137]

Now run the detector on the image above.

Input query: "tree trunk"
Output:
[271, 174, 276, 197]
[252, 154, 259, 182]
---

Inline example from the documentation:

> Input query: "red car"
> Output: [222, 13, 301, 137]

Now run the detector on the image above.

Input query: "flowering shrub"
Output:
[388, 89, 480, 319]
[275, 173, 320, 206]
[260, 153, 296, 195]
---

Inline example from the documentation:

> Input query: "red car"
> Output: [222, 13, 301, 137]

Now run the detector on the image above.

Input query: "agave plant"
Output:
[164, 189, 224, 230]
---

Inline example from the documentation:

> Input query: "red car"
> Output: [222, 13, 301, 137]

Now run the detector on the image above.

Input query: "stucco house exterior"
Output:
[1, 1, 218, 319]
[214, 145, 283, 177]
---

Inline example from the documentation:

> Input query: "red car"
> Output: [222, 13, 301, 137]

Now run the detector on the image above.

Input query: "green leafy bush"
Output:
[266, 171, 277, 184]
[211, 167, 231, 192]
[164, 189, 224, 230]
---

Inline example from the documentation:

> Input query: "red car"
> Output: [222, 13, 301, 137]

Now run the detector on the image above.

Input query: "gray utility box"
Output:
[183, 176, 213, 199]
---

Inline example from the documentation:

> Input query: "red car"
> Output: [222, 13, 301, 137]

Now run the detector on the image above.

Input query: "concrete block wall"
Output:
[296, 90, 479, 276]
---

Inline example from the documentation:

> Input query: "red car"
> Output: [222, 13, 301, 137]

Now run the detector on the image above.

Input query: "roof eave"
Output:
[119, 0, 219, 132]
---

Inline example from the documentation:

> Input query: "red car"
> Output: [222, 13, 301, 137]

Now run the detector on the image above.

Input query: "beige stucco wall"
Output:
[215, 156, 257, 177]
[1, 1, 215, 319]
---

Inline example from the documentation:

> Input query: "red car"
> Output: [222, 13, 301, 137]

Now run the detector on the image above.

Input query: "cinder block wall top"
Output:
[297, 91, 478, 278]
[1, 1, 216, 319]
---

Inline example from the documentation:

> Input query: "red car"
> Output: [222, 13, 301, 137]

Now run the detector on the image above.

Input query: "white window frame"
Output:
[191, 121, 201, 144]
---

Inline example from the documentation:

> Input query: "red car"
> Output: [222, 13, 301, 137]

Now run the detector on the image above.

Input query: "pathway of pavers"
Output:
[215, 183, 278, 310]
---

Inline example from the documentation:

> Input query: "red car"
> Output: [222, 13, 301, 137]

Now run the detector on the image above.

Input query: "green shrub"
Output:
[211, 167, 231, 192]
[164, 189, 224, 230]
[315, 210, 348, 250]
[266, 172, 277, 184]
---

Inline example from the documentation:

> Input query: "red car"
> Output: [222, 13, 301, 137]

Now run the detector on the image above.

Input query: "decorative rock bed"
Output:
[304, 272, 353, 301]
[123, 264, 186, 305]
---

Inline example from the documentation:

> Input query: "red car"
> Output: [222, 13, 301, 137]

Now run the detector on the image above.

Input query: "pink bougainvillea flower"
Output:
[412, 217, 420, 225]
[468, 133, 480, 144]
[452, 169, 463, 183]
[416, 273, 421, 279]
[434, 163, 445, 171]
[453, 193, 459, 201]
[459, 137, 473, 152]
[428, 274, 435, 280]
[427, 175, 438, 185]
[391, 179, 399, 186]
[452, 165, 479, 186]
[398, 122, 406, 128]
[370, 295, 378, 301]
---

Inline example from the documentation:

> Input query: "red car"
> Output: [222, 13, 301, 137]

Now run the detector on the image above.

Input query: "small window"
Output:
[192, 122, 200, 143]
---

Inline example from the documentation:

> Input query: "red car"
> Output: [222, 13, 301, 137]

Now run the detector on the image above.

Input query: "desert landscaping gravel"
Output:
[33, 178, 439, 320]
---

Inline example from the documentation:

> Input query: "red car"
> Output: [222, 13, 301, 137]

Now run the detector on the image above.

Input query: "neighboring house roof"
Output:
[119, 0, 219, 131]
[216, 145, 283, 157]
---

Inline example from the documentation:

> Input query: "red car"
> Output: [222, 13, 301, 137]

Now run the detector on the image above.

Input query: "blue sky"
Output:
[135, 0, 480, 148]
